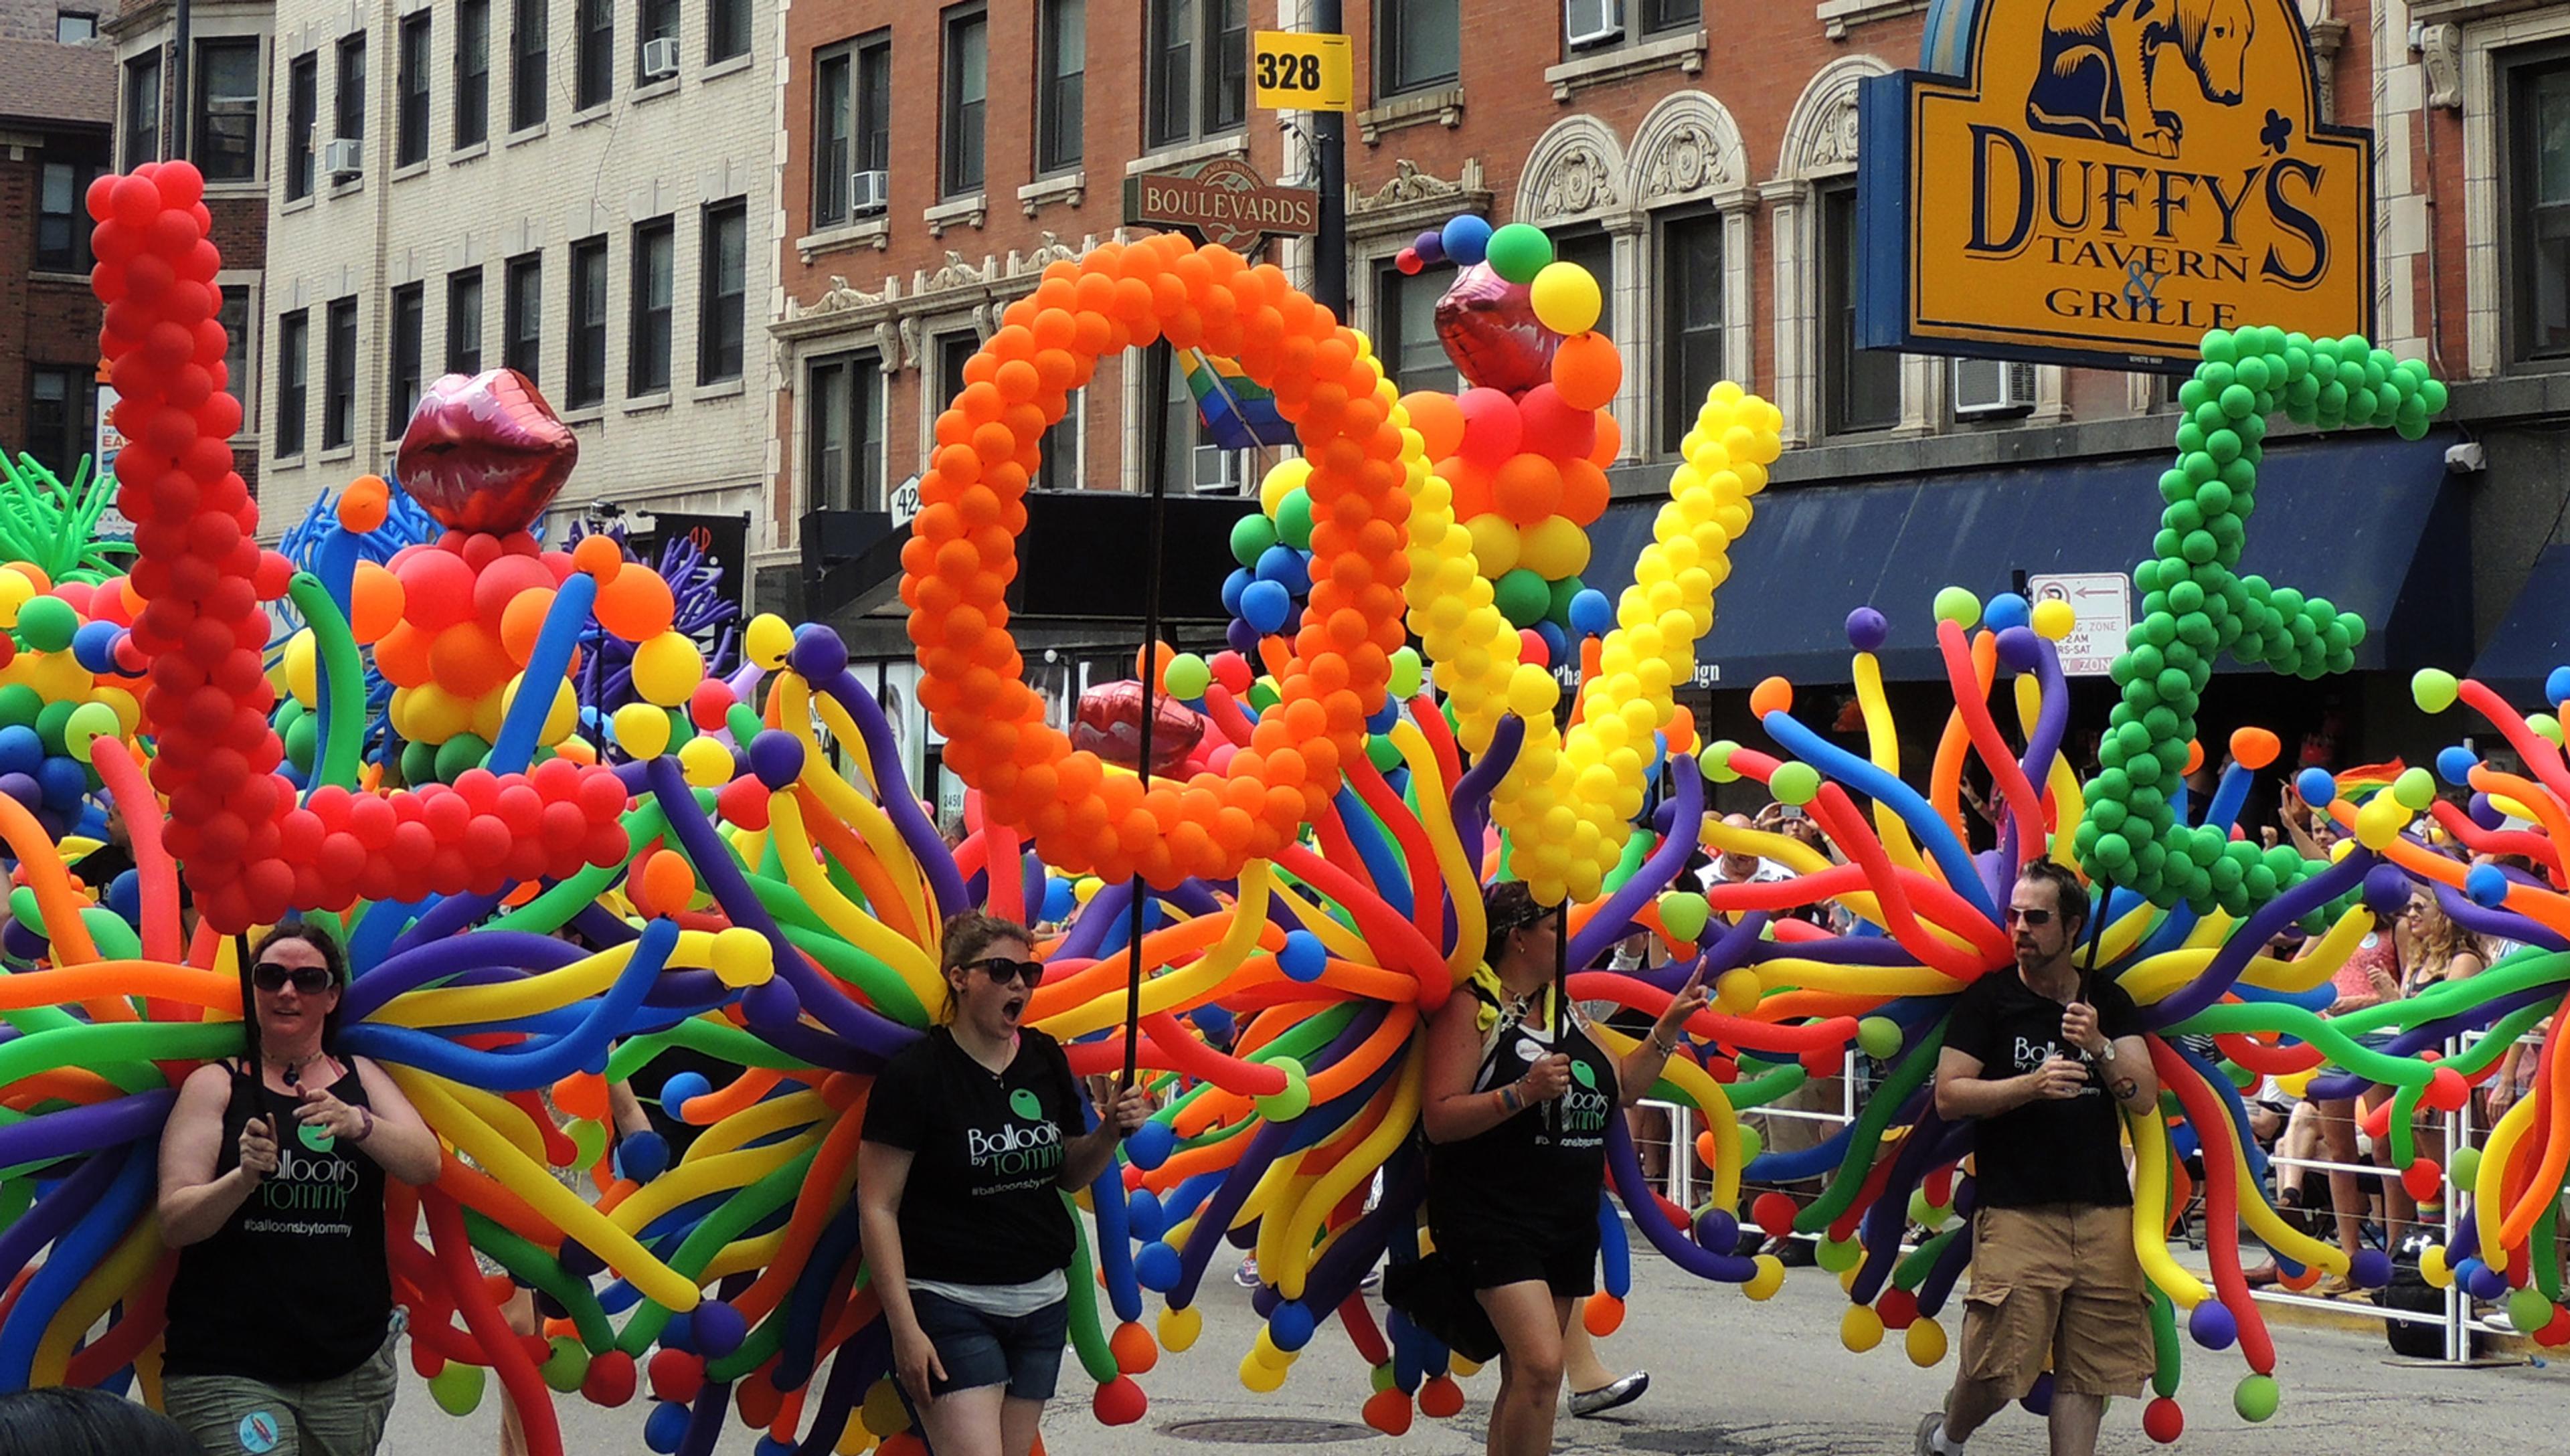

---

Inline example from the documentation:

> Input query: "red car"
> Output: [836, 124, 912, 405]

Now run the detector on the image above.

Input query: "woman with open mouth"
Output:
[155, 921, 444, 1456]
[858, 912, 1152, 1456]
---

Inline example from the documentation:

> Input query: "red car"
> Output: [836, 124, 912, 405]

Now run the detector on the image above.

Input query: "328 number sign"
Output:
[1248, 31, 1352, 112]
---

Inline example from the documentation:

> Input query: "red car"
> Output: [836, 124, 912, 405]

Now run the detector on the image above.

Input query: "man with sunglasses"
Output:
[1917, 860, 2159, 1456]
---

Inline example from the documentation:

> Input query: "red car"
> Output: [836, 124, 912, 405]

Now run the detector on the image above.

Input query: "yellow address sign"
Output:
[1250, 30, 1352, 113]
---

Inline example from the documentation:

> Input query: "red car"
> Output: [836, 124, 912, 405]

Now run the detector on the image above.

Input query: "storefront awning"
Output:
[2468, 543, 2570, 708]
[1586, 430, 2470, 688]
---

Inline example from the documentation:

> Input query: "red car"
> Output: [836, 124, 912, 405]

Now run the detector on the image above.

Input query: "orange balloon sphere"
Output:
[1399, 390, 1466, 461]
[635, 848, 697, 917]
[594, 565, 677, 642]
[499, 587, 558, 665]
[1588, 409, 1622, 467]
[1749, 676, 1794, 718]
[571, 534, 624, 579]
[430, 621, 511, 698]
[1551, 331, 1623, 412]
[348, 560, 405, 643]
[1559, 458, 1610, 525]
[373, 622, 436, 688]
[1490, 454, 1563, 526]
[2230, 726, 2281, 771]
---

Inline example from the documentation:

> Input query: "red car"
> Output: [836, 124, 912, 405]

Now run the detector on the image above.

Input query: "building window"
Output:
[638, 0, 678, 82]
[1037, 0, 1082, 174]
[323, 296, 358, 451]
[568, 236, 608, 407]
[1377, 267, 1456, 395]
[941, 6, 987, 197]
[1150, 343, 1248, 493]
[220, 284, 254, 427]
[1820, 183, 1898, 434]
[811, 34, 889, 228]
[336, 34, 367, 147]
[190, 38, 260, 182]
[1555, 230, 1613, 339]
[1565, 0, 1695, 53]
[807, 352, 885, 511]
[24, 369, 95, 480]
[698, 200, 745, 385]
[457, 0, 490, 147]
[576, 0, 612, 109]
[124, 50, 162, 169]
[56, 10, 95, 43]
[35, 151, 104, 273]
[934, 332, 976, 424]
[276, 309, 309, 456]
[1037, 390, 1085, 491]
[1148, 0, 1248, 149]
[398, 13, 432, 167]
[2512, 54, 2570, 363]
[1377, 0, 1458, 96]
[286, 52, 317, 199]
[512, 0, 547, 130]
[448, 266, 484, 375]
[388, 283, 424, 437]
[709, 0, 749, 64]
[630, 219, 674, 396]
[505, 252, 541, 381]
[1659, 212, 1722, 453]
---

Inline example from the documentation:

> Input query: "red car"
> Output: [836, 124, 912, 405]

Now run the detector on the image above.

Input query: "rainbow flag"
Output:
[1181, 349, 1296, 451]
[2334, 760, 2407, 803]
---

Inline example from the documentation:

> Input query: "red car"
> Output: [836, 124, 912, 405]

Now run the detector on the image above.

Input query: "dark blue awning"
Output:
[1586, 430, 2469, 688]
[2468, 544, 2570, 708]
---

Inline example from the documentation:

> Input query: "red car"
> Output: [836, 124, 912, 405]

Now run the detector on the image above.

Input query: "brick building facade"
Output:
[0, 27, 114, 482]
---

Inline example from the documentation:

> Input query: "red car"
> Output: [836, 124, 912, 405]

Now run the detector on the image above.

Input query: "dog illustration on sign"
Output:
[2025, 0, 2254, 159]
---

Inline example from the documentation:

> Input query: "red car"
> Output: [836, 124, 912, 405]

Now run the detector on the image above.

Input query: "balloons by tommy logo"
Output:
[85, 163, 635, 931]
[1009, 1088, 1044, 1121]
[900, 231, 1416, 889]
[394, 369, 580, 535]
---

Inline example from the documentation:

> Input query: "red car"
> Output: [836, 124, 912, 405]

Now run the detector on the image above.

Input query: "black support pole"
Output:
[1120, 343, 1177, 1090]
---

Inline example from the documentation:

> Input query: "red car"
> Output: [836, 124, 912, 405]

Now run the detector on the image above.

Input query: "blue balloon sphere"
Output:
[2349, 1247, 2393, 1289]
[1568, 588, 1612, 638]
[1134, 1241, 1183, 1292]
[616, 1128, 670, 1184]
[2549, 664, 2570, 705]
[1412, 228, 1446, 266]
[785, 624, 849, 681]
[1694, 1207, 1740, 1253]
[1126, 1118, 1175, 1170]
[2468, 791, 2506, 830]
[1983, 594, 2032, 632]
[2019, 1371, 2055, 1417]
[660, 1311, 697, 1354]
[660, 1072, 713, 1123]
[692, 1299, 747, 1358]
[70, 620, 121, 674]
[756, 1438, 798, 1456]
[1994, 626, 2043, 672]
[1533, 620, 1567, 665]
[1226, 617, 1260, 655]
[2294, 767, 2338, 810]
[1255, 545, 1310, 594]
[106, 869, 141, 923]
[2437, 744, 2480, 786]
[2188, 1299, 2238, 1350]
[1269, 1301, 1316, 1352]
[35, 755, 87, 812]
[0, 726, 42, 777]
[2466, 862, 2512, 908]
[1278, 929, 1327, 982]
[1127, 1188, 1167, 1242]
[1845, 606, 1889, 652]
[1365, 702, 1399, 734]
[1440, 214, 1492, 267]
[2361, 865, 2414, 917]
[643, 1398, 691, 1454]
[1241, 579, 1293, 635]
[2466, 1259, 2509, 1301]
[1042, 877, 1078, 923]
[1221, 566, 1252, 616]
[1191, 1002, 1235, 1044]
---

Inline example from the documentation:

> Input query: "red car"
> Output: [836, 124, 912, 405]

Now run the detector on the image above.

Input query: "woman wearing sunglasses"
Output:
[156, 923, 442, 1456]
[858, 912, 1152, 1456]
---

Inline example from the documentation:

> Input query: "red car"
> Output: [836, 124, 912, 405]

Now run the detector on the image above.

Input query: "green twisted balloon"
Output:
[2075, 328, 2450, 916]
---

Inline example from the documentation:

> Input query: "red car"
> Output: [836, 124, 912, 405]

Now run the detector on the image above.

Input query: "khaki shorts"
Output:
[163, 1324, 400, 1456]
[1959, 1204, 2155, 1399]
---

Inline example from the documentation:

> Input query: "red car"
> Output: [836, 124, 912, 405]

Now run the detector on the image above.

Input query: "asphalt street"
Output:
[374, 1243, 2569, 1455]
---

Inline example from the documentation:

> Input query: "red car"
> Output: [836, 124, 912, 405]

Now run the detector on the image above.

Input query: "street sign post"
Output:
[1251, 30, 1352, 112]
[2026, 572, 2132, 677]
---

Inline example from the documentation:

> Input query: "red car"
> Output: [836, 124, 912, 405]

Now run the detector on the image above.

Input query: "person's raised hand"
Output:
[296, 1083, 368, 1143]
[238, 1115, 280, 1182]
[1520, 1053, 1573, 1103]
[2061, 1000, 2106, 1059]
[1107, 1079, 1154, 1136]
[1656, 964, 1711, 1043]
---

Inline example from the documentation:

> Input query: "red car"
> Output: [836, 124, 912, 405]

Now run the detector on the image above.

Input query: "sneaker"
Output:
[1766, 1235, 1818, 1268]
[1232, 1255, 1261, 1289]
[2315, 1274, 2359, 1299]
[1357, 1264, 1382, 1293]
[1915, 1412, 1958, 1455]
[1569, 1370, 1648, 1418]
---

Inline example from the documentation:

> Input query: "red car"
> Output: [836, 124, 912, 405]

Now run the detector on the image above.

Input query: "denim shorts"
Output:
[910, 1288, 1069, 1400]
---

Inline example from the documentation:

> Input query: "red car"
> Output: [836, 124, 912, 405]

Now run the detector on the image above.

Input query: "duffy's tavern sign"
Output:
[1858, 0, 2375, 370]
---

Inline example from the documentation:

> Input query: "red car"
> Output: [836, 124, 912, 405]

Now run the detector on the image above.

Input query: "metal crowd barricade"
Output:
[1636, 1046, 1865, 1237]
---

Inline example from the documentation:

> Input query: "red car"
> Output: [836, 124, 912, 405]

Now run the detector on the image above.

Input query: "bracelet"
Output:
[1650, 1031, 1679, 1057]
[353, 1106, 375, 1144]
[1498, 1083, 1524, 1115]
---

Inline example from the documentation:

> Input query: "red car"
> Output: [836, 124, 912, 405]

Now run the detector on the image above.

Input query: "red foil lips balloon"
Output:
[1069, 681, 1206, 777]
[396, 369, 579, 534]
[1436, 262, 1558, 396]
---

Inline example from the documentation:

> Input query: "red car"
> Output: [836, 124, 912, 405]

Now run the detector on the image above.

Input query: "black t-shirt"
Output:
[862, 1026, 1086, 1286]
[1428, 990, 1619, 1243]
[1942, 969, 2140, 1210]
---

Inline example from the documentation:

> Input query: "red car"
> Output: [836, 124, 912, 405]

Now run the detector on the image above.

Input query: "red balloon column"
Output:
[90, 161, 631, 932]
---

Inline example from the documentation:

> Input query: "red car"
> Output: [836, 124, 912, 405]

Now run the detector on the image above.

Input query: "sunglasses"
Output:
[962, 957, 1043, 987]
[2000, 907, 2056, 928]
[252, 962, 336, 994]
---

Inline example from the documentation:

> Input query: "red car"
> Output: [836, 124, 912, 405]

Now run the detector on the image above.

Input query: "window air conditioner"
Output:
[324, 137, 364, 177]
[849, 169, 889, 215]
[1565, 0, 1624, 49]
[1952, 357, 2039, 420]
[642, 37, 679, 79]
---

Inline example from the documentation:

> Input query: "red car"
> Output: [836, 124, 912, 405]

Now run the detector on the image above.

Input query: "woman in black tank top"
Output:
[155, 924, 444, 1456]
[1421, 883, 1707, 1456]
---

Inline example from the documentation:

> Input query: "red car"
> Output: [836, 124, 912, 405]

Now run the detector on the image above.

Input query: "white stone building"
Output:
[256, 0, 776, 552]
